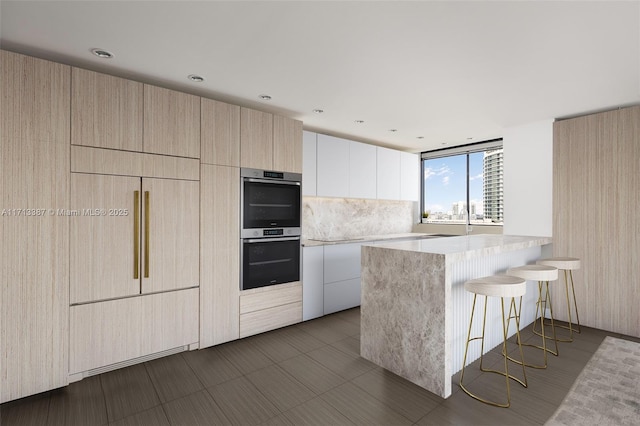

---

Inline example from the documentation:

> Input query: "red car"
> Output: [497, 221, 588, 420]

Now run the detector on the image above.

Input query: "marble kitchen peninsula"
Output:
[360, 234, 552, 398]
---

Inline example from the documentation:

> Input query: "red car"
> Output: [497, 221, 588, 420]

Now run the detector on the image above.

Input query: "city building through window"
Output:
[421, 140, 503, 226]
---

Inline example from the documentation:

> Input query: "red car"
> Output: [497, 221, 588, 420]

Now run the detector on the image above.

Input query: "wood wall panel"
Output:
[552, 106, 640, 337]
[0, 50, 70, 402]
[200, 164, 240, 347]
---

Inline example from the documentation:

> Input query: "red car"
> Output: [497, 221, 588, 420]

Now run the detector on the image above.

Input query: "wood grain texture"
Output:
[71, 145, 199, 180]
[240, 107, 273, 170]
[143, 84, 200, 158]
[1, 50, 70, 403]
[69, 288, 199, 374]
[273, 115, 303, 173]
[141, 178, 199, 294]
[552, 105, 640, 337]
[71, 67, 143, 151]
[240, 301, 303, 338]
[200, 164, 240, 348]
[201, 98, 240, 167]
[240, 282, 302, 313]
[70, 173, 141, 304]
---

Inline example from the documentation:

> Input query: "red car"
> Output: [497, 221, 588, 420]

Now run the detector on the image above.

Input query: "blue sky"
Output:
[423, 153, 484, 214]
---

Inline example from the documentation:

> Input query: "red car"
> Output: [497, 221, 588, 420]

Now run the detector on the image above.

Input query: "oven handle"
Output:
[244, 237, 301, 244]
[245, 178, 301, 186]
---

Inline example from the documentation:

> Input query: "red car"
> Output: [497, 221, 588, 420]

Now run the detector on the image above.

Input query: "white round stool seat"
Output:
[464, 275, 527, 298]
[507, 264, 558, 281]
[536, 257, 580, 270]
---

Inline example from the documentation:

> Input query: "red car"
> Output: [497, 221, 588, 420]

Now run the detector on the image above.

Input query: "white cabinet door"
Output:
[349, 141, 377, 199]
[324, 278, 361, 315]
[316, 134, 349, 198]
[302, 246, 324, 321]
[323, 243, 362, 283]
[376, 147, 401, 200]
[400, 151, 420, 201]
[302, 131, 317, 196]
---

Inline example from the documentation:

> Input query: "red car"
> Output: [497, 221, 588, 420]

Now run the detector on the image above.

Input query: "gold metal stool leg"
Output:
[519, 280, 559, 368]
[459, 295, 527, 408]
[549, 269, 582, 341]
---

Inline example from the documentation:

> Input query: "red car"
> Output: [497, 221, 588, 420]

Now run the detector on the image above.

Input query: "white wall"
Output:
[503, 119, 553, 237]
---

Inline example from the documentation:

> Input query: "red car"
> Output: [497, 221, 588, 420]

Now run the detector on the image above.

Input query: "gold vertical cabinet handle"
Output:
[144, 191, 150, 278]
[133, 191, 140, 279]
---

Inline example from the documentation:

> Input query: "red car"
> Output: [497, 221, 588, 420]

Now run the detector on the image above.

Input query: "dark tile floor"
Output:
[2, 308, 638, 426]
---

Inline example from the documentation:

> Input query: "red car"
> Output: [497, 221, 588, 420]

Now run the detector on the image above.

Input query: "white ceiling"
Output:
[1, 1, 639, 152]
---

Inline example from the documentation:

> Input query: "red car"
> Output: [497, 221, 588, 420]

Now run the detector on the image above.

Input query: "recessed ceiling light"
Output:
[188, 74, 204, 83]
[312, 109, 324, 114]
[91, 48, 114, 59]
[354, 120, 364, 124]
[417, 136, 424, 139]
[466, 137, 473, 140]
[389, 129, 398, 133]
[258, 94, 272, 100]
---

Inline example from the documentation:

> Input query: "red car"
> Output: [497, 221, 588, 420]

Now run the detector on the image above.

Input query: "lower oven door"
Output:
[241, 237, 301, 290]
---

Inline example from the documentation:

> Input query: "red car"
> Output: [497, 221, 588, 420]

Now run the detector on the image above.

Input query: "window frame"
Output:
[420, 138, 503, 226]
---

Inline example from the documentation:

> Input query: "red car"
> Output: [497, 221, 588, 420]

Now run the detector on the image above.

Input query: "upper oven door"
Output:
[241, 176, 301, 234]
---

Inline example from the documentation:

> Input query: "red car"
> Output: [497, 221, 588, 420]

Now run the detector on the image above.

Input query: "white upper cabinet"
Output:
[316, 134, 349, 198]
[376, 147, 401, 200]
[349, 141, 377, 199]
[302, 131, 317, 196]
[400, 151, 420, 201]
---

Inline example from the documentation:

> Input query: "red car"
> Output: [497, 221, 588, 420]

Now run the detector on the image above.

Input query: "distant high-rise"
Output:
[483, 149, 503, 223]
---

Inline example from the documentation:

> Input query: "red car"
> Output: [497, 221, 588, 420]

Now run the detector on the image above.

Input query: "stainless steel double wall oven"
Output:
[240, 168, 302, 290]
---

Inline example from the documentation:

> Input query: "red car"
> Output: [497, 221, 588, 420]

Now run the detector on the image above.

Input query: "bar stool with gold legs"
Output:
[536, 257, 581, 342]
[459, 275, 528, 408]
[506, 264, 559, 369]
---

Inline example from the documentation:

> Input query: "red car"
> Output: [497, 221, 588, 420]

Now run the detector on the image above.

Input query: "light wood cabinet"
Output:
[240, 107, 302, 172]
[316, 134, 350, 197]
[142, 178, 200, 293]
[241, 108, 273, 169]
[273, 115, 303, 173]
[201, 98, 240, 167]
[239, 282, 302, 338]
[70, 288, 199, 374]
[70, 173, 199, 303]
[200, 164, 240, 348]
[144, 84, 200, 158]
[70, 174, 141, 304]
[1, 50, 70, 403]
[71, 67, 143, 151]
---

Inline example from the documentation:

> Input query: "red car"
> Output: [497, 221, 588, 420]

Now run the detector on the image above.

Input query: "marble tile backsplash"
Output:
[302, 197, 416, 240]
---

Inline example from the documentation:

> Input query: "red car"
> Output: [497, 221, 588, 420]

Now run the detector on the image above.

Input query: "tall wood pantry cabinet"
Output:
[1, 50, 70, 403]
[68, 66, 201, 376]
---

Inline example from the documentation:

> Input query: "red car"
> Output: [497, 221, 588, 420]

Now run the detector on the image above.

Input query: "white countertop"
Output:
[365, 234, 552, 261]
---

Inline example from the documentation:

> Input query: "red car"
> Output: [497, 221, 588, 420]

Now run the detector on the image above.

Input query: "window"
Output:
[421, 140, 503, 225]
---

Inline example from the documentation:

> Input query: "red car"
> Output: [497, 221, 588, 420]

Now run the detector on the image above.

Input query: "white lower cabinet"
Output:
[324, 278, 361, 315]
[302, 246, 324, 320]
[323, 243, 363, 315]
[69, 288, 199, 375]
